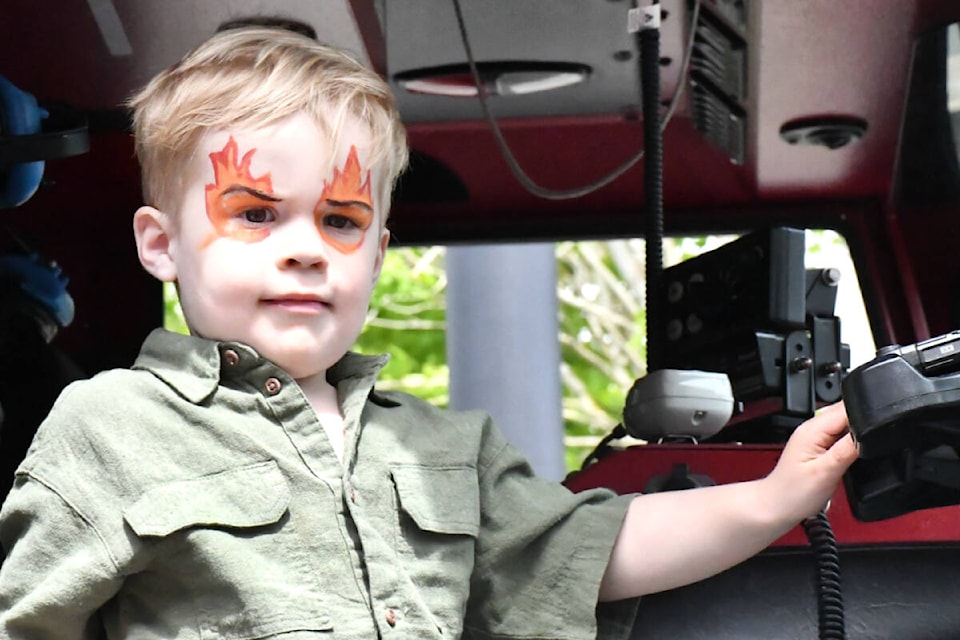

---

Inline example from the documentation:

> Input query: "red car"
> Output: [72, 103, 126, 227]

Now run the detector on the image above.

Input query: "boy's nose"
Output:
[277, 219, 328, 269]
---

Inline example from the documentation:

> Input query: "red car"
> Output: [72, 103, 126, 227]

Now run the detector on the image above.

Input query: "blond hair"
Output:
[128, 26, 408, 218]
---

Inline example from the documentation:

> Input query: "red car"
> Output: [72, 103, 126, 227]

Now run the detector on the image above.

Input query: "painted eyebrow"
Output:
[323, 199, 373, 212]
[221, 184, 282, 202]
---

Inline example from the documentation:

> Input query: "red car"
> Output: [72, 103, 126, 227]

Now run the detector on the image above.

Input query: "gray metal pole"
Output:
[445, 243, 566, 480]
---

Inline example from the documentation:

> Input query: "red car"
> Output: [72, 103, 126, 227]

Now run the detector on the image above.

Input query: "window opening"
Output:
[163, 229, 873, 471]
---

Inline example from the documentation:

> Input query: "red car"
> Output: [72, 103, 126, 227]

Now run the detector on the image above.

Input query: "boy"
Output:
[0, 26, 857, 639]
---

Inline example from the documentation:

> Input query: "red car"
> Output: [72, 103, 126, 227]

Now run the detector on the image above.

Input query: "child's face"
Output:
[163, 114, 389, 380]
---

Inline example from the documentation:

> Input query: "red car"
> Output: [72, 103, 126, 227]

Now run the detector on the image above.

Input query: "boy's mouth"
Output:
[263, 294, 331, 313]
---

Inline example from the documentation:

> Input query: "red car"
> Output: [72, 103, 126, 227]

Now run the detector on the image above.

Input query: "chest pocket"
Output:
[124, 460, 289, 536]
[392, 464, 480, 542]
[123, 460, 333, 639]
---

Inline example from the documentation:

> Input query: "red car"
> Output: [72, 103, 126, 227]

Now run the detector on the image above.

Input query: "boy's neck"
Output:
[298, 373, 348, 463]
[297, 372, 340, 416]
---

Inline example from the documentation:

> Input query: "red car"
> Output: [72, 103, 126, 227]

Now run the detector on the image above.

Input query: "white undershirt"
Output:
[317, 412, 347, 464]
[299, 377, 347, 464]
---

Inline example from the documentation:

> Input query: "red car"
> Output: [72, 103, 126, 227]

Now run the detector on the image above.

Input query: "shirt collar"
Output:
[133, 328, 392, 405]
[133, 329, 222, 403]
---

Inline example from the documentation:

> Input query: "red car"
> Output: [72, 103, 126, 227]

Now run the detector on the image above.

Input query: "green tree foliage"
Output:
[555, 240, 647, 469]
[356, 248, 448, 406]
[163, 283, 189, 335]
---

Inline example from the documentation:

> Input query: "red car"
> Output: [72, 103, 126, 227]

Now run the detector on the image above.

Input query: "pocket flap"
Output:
[391, 464, 480, 537]
[124, 460, 290, 537]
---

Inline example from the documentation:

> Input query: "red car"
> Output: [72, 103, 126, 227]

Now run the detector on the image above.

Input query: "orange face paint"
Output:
[202, 138, 375, 254]
[204, 137, 276, 245]
[315, 146, 375, 254]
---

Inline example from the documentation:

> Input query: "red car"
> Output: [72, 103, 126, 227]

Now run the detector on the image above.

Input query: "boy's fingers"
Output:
[811, 401, 848, 436]
[829, 432, 859, 466]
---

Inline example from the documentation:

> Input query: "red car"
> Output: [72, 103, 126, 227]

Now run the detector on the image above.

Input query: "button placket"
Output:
[344, 478, 357, 504]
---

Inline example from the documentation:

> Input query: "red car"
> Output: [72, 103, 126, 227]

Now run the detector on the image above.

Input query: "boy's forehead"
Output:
[196, 120, 365, 171]
[190, 116, 384, 201]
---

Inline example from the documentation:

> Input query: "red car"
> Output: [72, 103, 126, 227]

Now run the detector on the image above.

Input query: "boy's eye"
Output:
[324, 214, 359, 230]
[314, 205, 373, 253]
[242, 207, 275, 224]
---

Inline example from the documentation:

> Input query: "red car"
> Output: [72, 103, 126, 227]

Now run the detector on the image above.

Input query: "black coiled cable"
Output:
[802, 510, 845, 639]
[637, 11, 665, 373]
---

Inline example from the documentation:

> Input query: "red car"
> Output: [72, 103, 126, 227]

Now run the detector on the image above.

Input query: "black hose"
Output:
[638, 10, 665, 373]
[577, 424, 627, 471]
[802, 510, 845, 639]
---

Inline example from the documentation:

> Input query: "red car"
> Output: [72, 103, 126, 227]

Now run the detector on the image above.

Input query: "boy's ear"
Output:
[372, 227, 391, 283]
[133, 206, 178, 282]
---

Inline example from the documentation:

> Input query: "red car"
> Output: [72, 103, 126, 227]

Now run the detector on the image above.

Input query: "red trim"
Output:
[565, 445, 960, 547]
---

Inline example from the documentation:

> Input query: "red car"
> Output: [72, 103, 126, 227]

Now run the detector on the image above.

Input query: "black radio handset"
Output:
[843, 329, 960, 521]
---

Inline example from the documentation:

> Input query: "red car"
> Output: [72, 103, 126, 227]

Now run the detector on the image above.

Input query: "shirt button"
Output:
[385, 608, 397, 627]
[223, 349, 240, 366]
[264, 377, 282, 395]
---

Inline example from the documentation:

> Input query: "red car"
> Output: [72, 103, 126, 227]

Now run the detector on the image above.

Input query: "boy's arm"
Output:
[0, 476, 120, 639]
[598, 401, 857, 600]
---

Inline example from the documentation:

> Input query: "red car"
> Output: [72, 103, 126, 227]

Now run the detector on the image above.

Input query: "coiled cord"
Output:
[802, 510, 845, 639]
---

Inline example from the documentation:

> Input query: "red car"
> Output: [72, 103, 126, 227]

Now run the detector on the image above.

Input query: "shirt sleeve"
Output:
[464, 416, 639, 640]
[0, 474, 121, 640]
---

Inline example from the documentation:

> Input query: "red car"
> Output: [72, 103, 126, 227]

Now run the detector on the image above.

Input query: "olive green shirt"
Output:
[0, 329, 637, 639]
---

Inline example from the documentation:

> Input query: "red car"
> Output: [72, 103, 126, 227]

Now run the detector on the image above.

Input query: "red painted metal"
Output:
[565, 444, 960, 547]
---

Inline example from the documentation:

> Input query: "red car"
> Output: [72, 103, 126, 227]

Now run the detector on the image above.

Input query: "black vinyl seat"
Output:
[631, 544, 960, 640]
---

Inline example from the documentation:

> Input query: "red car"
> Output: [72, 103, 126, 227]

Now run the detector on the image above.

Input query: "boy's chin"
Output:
[266, 347, 344, 381]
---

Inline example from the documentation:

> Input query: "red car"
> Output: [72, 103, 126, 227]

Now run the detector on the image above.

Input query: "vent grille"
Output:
[691, 80, 745, 165]
[687, 1, 748, 164]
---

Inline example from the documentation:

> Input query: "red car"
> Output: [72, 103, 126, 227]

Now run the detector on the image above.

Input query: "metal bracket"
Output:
[783, 329, 815, 416]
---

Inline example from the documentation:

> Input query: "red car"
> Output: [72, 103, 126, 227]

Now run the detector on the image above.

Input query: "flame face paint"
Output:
[203, 138, 375, 254]
[315, 146, 375, 254]
[204, 137, 276, 245]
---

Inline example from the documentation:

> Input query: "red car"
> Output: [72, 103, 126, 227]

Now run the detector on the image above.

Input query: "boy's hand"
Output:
[764, 401, 859, 522]
[600, 401, 859, 600]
